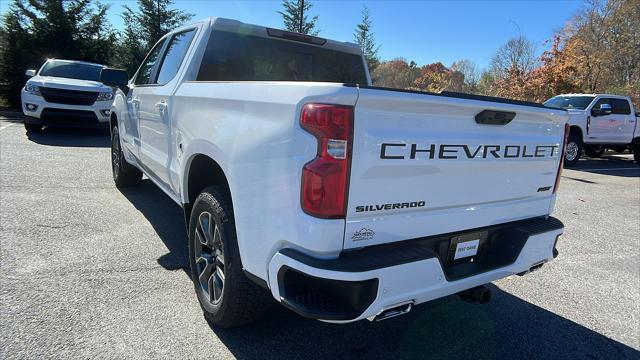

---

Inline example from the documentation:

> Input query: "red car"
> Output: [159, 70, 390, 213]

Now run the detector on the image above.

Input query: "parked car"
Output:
[103, 17, 568, 327]
[544, 94, 640, 165]
[21, 59, 114, 132]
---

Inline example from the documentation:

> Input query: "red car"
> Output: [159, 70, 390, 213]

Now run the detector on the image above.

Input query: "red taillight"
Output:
[300, 104, 353, 218]
[553, 122, 570, 193]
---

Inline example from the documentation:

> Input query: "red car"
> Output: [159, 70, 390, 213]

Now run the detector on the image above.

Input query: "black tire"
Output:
[188, 186, 272, 328]
[111, 126, 142, 187]
[564, 134, 582, 167]
[633, 143, 640, 164]
[24, 122, 42, 133]
[584, 145, 605, 158]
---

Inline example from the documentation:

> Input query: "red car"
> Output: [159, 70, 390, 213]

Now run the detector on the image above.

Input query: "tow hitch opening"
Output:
[457, 285, 491, 304]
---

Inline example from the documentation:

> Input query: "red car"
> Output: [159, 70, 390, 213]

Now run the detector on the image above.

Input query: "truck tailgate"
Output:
[344, 88, 568, 249]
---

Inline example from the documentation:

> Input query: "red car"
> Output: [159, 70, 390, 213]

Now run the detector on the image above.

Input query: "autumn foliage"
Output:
[372, 0, 639, 105]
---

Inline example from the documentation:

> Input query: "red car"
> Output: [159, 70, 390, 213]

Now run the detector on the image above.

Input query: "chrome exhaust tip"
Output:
[369, 300, 414, 321]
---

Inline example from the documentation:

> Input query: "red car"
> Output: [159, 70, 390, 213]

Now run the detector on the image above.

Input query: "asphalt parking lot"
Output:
[1, 112, 638, 360]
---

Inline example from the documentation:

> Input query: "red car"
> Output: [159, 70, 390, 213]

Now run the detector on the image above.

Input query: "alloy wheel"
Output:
[194, 211, 225, 305]
[565, 142, 579, 162]
[112, 133, 121, 178]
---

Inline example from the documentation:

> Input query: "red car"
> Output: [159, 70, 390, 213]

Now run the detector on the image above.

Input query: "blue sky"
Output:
[1, 0, 584, 70]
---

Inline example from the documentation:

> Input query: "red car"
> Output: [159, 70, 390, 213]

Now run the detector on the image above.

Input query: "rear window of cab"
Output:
[196, 30, 367, 85]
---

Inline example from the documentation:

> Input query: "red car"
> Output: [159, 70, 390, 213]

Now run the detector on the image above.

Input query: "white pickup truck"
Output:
[21, 59, 114, 132]
[103, 17, 568, 327]
[544, 94, 640, 165]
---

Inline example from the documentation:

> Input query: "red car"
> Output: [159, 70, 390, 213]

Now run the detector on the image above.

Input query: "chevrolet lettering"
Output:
[380, 143, 560, 160]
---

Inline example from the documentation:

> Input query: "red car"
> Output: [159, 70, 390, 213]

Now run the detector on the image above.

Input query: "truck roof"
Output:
[43, 59, 105, 68]
[555, 93, 631, 99]
[186, 17, 363, 55]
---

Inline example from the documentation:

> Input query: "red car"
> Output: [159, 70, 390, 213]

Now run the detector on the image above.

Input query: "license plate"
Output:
[448, 231, 488, 263]
[454, 239, 480, 260]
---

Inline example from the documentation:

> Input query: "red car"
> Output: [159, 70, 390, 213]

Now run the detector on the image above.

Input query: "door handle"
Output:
[155, 100, 167, 114]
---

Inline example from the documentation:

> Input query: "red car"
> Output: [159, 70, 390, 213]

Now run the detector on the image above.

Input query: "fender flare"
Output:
[179, 139, 233, 205]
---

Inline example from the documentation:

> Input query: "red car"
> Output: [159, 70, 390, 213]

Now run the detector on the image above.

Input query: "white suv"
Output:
[21, 59, 115, 132]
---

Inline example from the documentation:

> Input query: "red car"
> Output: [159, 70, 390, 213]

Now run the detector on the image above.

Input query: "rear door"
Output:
[138, 28, 197, 190]
[344, 89, 567, 249]
[610, 98, 635, 142]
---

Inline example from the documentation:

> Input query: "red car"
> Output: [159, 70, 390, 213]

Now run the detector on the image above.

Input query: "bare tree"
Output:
[450, 59, 480, 92]
[490, 36, 538, 78]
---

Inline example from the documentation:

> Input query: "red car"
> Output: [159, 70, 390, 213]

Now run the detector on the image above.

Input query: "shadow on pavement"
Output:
[566, 153, 638, 177]
[118, 179, 639, 360]
[26, 126, 110, 148]
[210, 288, 638, 360]
[117, 180, 189, 274]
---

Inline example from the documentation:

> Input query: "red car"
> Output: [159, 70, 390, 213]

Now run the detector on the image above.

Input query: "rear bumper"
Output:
[268, 216, 563, 323]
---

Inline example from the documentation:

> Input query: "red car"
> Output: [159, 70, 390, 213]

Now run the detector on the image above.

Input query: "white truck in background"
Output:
[21, 59, 114, 132]
[103, 17, 568, 328]
[544, 94, 640, 165]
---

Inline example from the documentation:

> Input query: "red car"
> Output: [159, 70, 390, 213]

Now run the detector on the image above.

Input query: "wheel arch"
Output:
[569, 125, 583, 141]
[182, 153, 232, 225]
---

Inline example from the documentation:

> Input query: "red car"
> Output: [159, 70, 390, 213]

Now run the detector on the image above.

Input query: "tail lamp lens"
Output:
[553, 123, 570, 193]
[300, 104, 353, 218]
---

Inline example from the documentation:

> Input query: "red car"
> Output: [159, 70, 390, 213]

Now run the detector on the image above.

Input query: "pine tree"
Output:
[278, 0, 319, 35]
[354, 5, 380, 72]
[0, 6, 36, 107]
[116, 0, 193, 74]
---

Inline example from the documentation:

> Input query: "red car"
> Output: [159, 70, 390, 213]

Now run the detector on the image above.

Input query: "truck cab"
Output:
[544, 94, 640, 165]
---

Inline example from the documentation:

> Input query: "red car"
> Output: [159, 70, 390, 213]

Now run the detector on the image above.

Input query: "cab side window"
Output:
[134, 39, 166, 85]
[610, 99, 631, 115]
[156, 29, 196, 85]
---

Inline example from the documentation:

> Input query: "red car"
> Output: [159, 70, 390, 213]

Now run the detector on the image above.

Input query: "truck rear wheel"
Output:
[584, 145, 605, 158]
[111, 126, 142, 187]
[564, 135, 582, 167]
[188, 186, 272, 328]
[633, 143, 640, 164]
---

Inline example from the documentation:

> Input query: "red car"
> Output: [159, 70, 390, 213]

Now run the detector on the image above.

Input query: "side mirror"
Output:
[100, 68, 129, 87]
[591, 103, 613, 117]
[25, 69, 36, 82]
[599, 103, 613, 116]
[100, 68, 129, 95]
